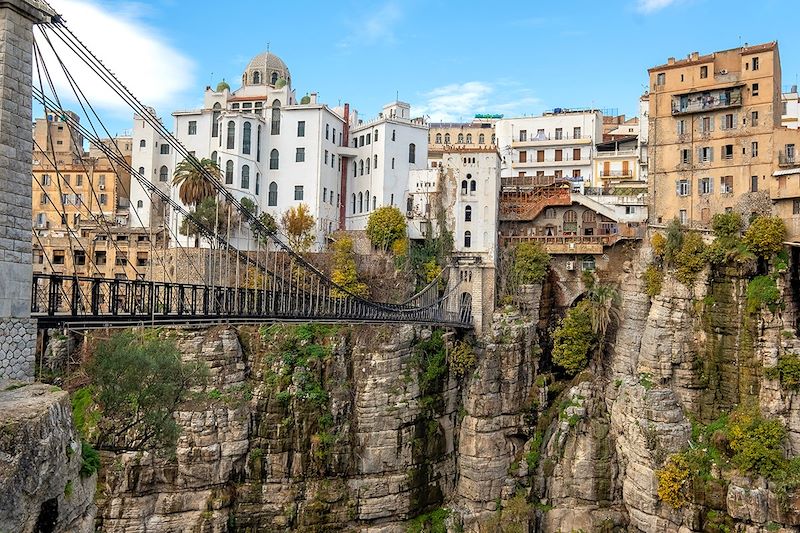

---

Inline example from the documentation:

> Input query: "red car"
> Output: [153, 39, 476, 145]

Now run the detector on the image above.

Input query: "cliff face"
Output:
[14, 242, 800, 532]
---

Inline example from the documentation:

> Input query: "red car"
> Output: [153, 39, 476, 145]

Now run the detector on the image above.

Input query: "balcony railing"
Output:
[671, 88, 742, 115]
[779, 152, 797, 167]
[501, 175, 561, 188]
[599, 170, 634, 178]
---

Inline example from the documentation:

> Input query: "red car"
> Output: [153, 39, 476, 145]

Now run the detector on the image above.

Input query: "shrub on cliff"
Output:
[743, 216, 786, 259]
[84, 330, 207, 452]
[366, 206, 407, 251]
[674, 231, 706, 285]
[552, 301, 596, 376]
[746, 275, 781, 314]
[728, 405, 787, 477]
[656, 454, 691, 508]
[651, 232, 666, 259]
[766, 353, 800, 390]
[511, 242, 551, 285]
[644, 264, 664, 297]
[330, 235, 368, 298]
[711, 211, 743, 240]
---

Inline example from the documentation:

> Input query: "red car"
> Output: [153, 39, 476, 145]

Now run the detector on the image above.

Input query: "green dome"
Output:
[300, 94, 311, 104]
[276, 77, 287, 88]
[215, 79, 230, 92]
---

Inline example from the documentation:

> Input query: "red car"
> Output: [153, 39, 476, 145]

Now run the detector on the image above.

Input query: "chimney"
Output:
[690, 51, 699, 60]
[667, 57, 675, 65]
[310, 92, 318, 104]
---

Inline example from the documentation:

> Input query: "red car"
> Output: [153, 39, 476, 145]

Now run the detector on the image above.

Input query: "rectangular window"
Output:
[752, 83, 759, 96]
[700, 65, 708, 78]
[677, 179, 690, 196]
[323, 187, 327, 202]
[324, 150, 328, 164]
[325, 124, 329, 140]
[555, 128, 563, 140]
[99, 193, 107, 205]
[296, 147, 305, 162]
[537, 150, 544, 162]
[701, 116, 712, 133]
[677, 119, 687, 135]
[656, 72, 665, 86]
[519, 130, 527, 142]
[794, 199, 800, 215]
[42, 174, 51, 186]
[74, 250, 86, 266]
[554, 170, 563, 179]
[366, 133, 371, 145]
[751, 111, 759, 127]
[573, 127, 581, 139]
[723, 114, 734, 129]
[699, 177, 712, 195]
[722, 144, 734, 159]
[751, 141, 758, 157]
[572, 148, 581, 161]
[519, 151, 527, 163]
[188, 121, 197, 135]
[720, 175, 733, 194]
[752, 57, 759, 70]
[76, 174, 83, 186]
[572, 169, 581, 178]
[115, 253, 127, 266]
[555, 149, 563, 162]
[700, 146, 712, 162]
[625, 206, 636, 215]
[751, 175, 759, 192]
[681, 149, 691, 164]
[160, 144, 170, 154]
[53, 250, 65, 265]
[297, 121, 306, 137]
[679, 209, 688, 225]
[294, 185, 304, 201]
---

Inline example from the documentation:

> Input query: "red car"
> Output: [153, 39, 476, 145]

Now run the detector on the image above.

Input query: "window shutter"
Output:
[676, 180, 680, 196]
[697, 147, 703, 161]
[709, 178, 714, 193]
[733, 113, 738, 129]
[710, 119, 714, 132]
[709, 148, 714, 162]
[698, 179, 702, 194]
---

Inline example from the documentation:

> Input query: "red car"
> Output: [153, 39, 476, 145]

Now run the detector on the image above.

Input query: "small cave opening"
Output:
[34, 497, 58, 533]
[790, 246, 800, 334]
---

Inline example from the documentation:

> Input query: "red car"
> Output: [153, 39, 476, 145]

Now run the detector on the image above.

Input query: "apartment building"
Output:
[427, 116, 498, 168]
[495, 110, 603, 188]
[648, 42, 800, 235]
[783, 85, 800, 129]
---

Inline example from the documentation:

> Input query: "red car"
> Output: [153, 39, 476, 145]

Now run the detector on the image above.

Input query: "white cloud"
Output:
[35, 0, 194, 123]
[413, 81, 542, 122]
[338, 2, 403, 50]
[635, 0, 678, 13]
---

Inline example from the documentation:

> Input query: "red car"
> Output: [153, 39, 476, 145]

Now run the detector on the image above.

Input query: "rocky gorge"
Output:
[4, 233, 800, 531]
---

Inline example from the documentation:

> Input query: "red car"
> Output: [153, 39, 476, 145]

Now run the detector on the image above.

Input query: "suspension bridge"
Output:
[6, 2, 473, 337]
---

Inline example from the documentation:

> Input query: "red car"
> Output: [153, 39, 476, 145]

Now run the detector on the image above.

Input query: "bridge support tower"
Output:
[447, 257, 495, 335]
[0, 0, 53, 381]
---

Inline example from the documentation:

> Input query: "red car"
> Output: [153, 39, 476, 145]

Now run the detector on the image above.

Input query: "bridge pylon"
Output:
[0, 0, 54, 381]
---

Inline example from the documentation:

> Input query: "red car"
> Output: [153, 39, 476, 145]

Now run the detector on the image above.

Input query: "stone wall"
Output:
[0, 0, 53, 381]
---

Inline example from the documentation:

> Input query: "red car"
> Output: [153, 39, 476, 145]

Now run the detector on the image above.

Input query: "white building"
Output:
[783, 85, 800, 130]
[130, 51, 428, 250]
[495, 110, 603, 188]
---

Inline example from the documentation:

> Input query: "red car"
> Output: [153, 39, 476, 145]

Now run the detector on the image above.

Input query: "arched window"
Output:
[252, 71, 261, 84]
[226, 120, 235, 149]
[365, 190, 370, 211]
[564, 209, 578, 234]
[466, 133, 473, 144]
[269, 149, 279, 169]
[136, 200, 143, 208]
[464, 231, 472, 248]
[242, 122, 252, 154]
[139, 139, 146, 149]
[255, 173, 260, 195]
[444, 133, 450, 144]
[256, 125, 262, 161]
[461, 180, 468, 195]
[470, 180, 476, 194]
[491, 133, 496, 144]
[374, 154, 378, 168]
[582, 210, 596, 223]
[210, 151, 217, 164]
[457, 133, 464, 143]
[352, 193, 356, 214]
[358, 192, 363, 213]
[374, 129, 379, 142]
[465, 205, 472, 221]
[373, 196, 377, 210]
[564, 210, 577, 222]
[353, 161, 357, 178]
[159, 165, 168, 182]
[137, 166, 144, 176]
[359, 159, 364, 176]
[435, 133, 442, 144]
[212, 102, 221, 138]
[409, 143, 416, 163]
[268, 181, 277, 206]
[544, 208, 556, 219]
[366, 158, 371, 174]
[271, 99, 281, 135]
[225, 160, 234, 184]
[241, 164, 250, 189]
[271, 71, 279, 85]
[479, 133, 485, 144]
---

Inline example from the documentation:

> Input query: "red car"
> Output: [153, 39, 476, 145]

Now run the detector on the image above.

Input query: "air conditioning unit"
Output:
[565, 261, 575, 271]
[99, 184, 105, 190]
[406, 210, 413, 218]
[568, 242, 576, 250]
[719, 69, 728, 75]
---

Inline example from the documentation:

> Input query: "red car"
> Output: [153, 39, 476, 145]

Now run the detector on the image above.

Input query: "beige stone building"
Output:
[427, 118, 497, 168]
[647, 42, 800, 237]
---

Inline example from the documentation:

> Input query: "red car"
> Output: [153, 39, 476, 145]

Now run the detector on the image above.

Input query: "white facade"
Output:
[495, 110, 603, 187]
[783, 85, 800, 130]
[130, 52, 428, 250]
[638, 93, 650, 182]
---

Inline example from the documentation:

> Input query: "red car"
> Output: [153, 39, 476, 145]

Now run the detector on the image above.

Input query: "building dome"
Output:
[215, 79, 230, 92]
[244, 51, 290, 87]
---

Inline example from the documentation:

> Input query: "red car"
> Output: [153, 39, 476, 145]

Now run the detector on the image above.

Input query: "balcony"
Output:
[671, 87, 742, 115]
[599, 170, 634, 179]
[501, 175, 560, 189]
[512, 134, 592, 148]
[779, 152, 797, 167]
[594, 149, 638, 158]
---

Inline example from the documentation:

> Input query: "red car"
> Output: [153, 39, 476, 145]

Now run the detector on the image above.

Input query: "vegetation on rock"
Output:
[766, 353, 800, 390]
[746, 275, 781, 314]
[448, 341, 476, 379]
[330, 235, 368, 298]
[281, 203, 315, 252]
[366, 206, 407, 251]
[656, 454, 691, 508]
[644, 264, 664, 297]
[552, 301, 597, 376]
[510, 242, 551, 285]
[743, 216, 786, 259]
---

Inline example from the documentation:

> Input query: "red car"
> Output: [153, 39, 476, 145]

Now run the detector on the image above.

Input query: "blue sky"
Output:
[44, 0, 800, 135]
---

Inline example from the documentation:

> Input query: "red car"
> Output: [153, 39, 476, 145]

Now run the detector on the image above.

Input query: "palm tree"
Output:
[172, 157, 221, 207]
[587, 284, 620, 339]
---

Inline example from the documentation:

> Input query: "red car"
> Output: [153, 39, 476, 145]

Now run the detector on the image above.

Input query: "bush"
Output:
[664, 219, 684, 262]
[366, 206, 406, 251]
[656, 454, 691, 508]
[281, 203, 315, 252]
[511, 243, 550, 285]
[712, 212, 743, 239]
[674, 232, 706, 285]
[728, 405, 787, 477]
[79, 440, 100, 478]
[744, 216, 786, 259]
[407, 508, 449, 533]
[766, 352, 800, 390]
[651, 233, 666, 258]
[85, 330, 207, 452]
[330, 235, 368, 298]
[552, 301, 597, 376]
[448, 341, 476, 378]
[746, 275, 781, 314]
[644, 264, 664, 297]
[414, 330, 448, 396]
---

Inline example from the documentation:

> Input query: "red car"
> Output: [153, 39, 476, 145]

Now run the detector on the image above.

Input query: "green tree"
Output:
[281, 203, 315, 252]
[728, 405, 787, 477]
[664, 218, 684, 263]
[366, 206, 407, 251]
[172, 157, 221, 207]
[179, 197, 234, 247]
[511, 242, 550, 285]
[552, 301, 597, 376]
[586, 284, 620, 339]
[712, 211, 743, 240]
[83, 331, 207, 452]
[252, 212, 277, 245]
[330, 235, 368, 298]
[743, 216, 786, 258]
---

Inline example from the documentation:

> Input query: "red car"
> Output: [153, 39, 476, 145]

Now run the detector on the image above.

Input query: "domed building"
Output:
[242, 51, 290, 88]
